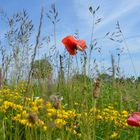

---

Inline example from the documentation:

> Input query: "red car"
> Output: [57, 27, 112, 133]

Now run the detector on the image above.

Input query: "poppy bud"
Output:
[54, 101, 61, 109]
[77, 45, 83, 51]
[28, 112, 38, 124]
[50, 94, 63, 109]
[93, 79, 100, 98]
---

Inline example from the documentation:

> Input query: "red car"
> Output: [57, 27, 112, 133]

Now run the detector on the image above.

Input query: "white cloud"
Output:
[95, 0, 140, 31]
[73, 0, 140, 32]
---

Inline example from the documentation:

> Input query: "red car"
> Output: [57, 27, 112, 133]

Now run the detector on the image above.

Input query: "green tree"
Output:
[32, 59, 52, 80]
[98, 73, 112, 82]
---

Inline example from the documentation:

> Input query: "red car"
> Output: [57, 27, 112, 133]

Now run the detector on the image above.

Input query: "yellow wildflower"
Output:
[54, 118, 67, 128]
[110, 132, 119, 139]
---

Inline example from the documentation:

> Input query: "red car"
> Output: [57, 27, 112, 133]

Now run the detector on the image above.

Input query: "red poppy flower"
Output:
[127, 112, 140, 127]
[62, 36, 86, 55]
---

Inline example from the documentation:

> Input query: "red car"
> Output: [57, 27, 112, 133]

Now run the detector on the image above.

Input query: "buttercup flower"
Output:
[127, 112, 140, 127]
[62, 36, 86, 55]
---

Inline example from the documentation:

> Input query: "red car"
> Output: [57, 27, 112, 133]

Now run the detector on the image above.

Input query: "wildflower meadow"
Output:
[0, 1, 140, 140]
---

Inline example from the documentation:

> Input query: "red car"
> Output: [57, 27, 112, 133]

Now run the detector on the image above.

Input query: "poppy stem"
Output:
[75, 56, 79, 73]
[93, 98, 97, 139]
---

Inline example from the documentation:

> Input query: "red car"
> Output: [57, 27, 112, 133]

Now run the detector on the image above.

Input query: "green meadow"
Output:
[0, 2, 140, 140]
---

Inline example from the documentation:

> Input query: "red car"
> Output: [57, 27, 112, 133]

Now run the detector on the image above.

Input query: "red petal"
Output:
[75, 40, 86, 51]
[62, 36, 77, 55]
[62, 36, 86, 55]
[127, 112, 140, 127]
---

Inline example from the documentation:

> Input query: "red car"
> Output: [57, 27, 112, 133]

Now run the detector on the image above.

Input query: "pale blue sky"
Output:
[0, 0, 140, 77]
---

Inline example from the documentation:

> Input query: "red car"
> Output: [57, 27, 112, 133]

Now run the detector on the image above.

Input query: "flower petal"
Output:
[75, 40, 86, 51]
[62, 36, 86, 55]
[127, 112, 140, 127]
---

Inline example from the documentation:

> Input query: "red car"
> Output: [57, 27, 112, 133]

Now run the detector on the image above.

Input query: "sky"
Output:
[0, 0, 140, 77]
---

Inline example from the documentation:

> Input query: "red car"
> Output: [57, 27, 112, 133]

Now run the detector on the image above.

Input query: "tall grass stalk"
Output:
[26, 8, 43, 94]
[117, 21, 137, 77]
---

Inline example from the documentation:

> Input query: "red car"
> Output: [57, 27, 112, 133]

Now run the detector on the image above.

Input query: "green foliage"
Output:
[72, 74, 92, 83]
[32, 59, 52, 79]
[98, 73, 112, 82]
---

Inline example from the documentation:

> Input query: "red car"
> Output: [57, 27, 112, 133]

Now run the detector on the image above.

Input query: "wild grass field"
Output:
[0, 2, 140, 140]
